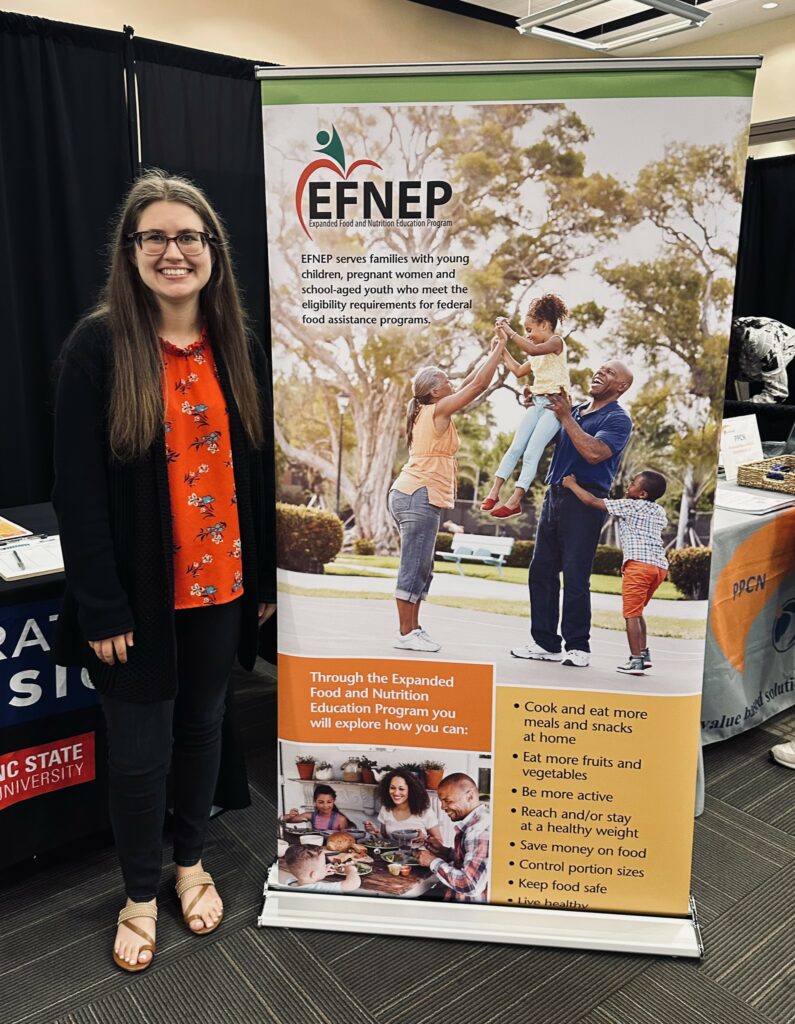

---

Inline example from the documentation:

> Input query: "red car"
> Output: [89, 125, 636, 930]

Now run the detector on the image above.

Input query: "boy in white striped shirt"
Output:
[562, 470, 668, 676]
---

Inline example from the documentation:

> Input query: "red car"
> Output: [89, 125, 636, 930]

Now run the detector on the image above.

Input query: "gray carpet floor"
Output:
[2, 663, 794, 1024]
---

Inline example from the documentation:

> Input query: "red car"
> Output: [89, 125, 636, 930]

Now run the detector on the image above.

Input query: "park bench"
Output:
[436, 533, 515, 577]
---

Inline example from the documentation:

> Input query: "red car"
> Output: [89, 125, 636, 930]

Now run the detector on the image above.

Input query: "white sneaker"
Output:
[771, 739, 795, 768]
[394, 629, 441, 652]
[417, 628, 441, 652]
[562, 649, 590, 668]
[510, 642, 562, 662]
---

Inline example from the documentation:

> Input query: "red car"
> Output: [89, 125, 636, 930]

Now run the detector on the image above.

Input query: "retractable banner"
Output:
[258, 59, 758, 954]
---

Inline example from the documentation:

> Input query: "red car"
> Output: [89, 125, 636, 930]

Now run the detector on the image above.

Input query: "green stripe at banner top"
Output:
[260, 68, 756, 107]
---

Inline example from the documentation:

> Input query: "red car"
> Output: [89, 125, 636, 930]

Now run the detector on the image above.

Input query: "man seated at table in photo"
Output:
[417, 773, 490, 902]
[284, 844, 361, 893]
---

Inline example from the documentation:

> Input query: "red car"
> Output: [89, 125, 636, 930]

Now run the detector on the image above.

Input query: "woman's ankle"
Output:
[175, 859, 202, 874]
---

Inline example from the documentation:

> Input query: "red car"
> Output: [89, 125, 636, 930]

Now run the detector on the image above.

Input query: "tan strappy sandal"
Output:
[175, 870, 223, 935]
[112, 902, 157, 972]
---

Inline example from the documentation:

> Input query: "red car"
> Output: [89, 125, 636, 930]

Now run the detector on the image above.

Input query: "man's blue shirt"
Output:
[546, 400, 632, 494]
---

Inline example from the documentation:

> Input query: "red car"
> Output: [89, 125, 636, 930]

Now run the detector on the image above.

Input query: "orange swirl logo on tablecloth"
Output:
[710, 511, 795, 671]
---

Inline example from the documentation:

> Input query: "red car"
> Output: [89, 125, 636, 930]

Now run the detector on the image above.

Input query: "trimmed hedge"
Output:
[354, 537, 375, 556]
[436, 532, 453, 553]
[276, 502, 343, 573]
[668, 547, 712, 600]
[592, 545, 623, 577]
[505, 540, 535, 569]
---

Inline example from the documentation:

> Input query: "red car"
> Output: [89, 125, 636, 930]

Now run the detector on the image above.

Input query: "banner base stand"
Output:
[258, 864, 703, 958]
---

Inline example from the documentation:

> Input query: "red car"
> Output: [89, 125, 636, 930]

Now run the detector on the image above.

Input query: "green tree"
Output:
[598, 142, 740, 547]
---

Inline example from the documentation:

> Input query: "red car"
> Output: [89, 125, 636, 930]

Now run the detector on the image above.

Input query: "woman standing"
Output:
[53, 170, 276, 972]
[389, 335, 506, 652]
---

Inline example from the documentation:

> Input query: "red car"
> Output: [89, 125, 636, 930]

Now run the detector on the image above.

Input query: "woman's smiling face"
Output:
[133, 200, 212, 312]
[389, 776, 409, 806]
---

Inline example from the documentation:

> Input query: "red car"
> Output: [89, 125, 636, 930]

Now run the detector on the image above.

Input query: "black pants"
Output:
[530, 485, 606, 653]
[101, 599, 242, 901]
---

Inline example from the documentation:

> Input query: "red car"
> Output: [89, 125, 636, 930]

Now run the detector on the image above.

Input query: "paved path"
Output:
[278, 591, 705, 695]
[286, 567, 708, 621]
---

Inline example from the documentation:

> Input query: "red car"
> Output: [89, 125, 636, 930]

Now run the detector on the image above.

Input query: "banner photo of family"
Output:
[260, 62, 757, 928]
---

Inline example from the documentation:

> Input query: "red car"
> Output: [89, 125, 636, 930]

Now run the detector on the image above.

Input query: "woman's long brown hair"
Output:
[92, 169, 263, 461]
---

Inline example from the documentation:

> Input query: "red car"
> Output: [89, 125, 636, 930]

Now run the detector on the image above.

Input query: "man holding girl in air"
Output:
[510, 359, 635, 669]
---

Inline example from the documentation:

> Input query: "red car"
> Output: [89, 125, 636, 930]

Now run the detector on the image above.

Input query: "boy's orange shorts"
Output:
[622, 560, 668, 619]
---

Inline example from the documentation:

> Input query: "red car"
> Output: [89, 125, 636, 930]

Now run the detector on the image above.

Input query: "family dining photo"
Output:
[274, 742, 491, 903]
[263, 94, 749, 694]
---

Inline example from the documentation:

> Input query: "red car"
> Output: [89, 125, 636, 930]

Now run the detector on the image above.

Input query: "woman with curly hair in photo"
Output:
[364, 769, 444, 843]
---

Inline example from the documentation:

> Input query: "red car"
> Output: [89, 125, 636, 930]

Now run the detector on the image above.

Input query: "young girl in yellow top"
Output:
[482, 294, 570, 519]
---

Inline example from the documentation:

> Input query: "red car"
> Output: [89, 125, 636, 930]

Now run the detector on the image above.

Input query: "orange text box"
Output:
[278, 654, 493, 751]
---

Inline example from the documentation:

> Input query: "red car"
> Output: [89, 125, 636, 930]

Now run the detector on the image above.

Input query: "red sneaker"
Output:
[491, 504, 521, 518]
[480, 497, 498, 511]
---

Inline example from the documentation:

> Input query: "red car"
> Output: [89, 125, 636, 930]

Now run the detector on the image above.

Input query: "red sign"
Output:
[0, 732, 95, 810]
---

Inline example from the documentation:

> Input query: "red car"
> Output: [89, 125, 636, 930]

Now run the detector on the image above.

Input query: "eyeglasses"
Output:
[127, 230, 213, 256]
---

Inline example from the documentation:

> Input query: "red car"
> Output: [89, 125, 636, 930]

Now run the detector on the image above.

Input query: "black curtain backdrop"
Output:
[724, 156, 795, 434]
[0, 16, 277, 509]
[733, 155, 795, 327]
[135, 40, 278, 664]
[135, 39, 274, 347]
[0, 13, 131, 508]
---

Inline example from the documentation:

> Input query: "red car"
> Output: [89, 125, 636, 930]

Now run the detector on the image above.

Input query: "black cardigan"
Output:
[52, 316, 277, 703]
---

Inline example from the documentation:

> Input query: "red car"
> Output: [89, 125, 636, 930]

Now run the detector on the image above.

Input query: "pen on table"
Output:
[13, 550, 26, 569]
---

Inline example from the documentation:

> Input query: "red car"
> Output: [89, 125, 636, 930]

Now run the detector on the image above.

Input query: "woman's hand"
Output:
[364, 820, 380, 836]
[258, 602, 277, 626]
[88, 632, 134, 666]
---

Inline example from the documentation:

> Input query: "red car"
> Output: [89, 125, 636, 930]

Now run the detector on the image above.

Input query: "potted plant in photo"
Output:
[397, 761, 426, 785]
[421, 759, 445, 791]
[372, 764, 393, 782]
[340, 756, 363, 782]
[295, 754, 316, 780]
[314, 760, 333, 781]
[360, 757, 377, 785]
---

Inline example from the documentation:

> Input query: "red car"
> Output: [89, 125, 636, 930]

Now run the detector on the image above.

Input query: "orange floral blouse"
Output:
[161, 328, 243, 609]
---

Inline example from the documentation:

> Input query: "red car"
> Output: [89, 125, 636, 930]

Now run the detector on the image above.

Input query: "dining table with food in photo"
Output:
[277, 828, 437, 899]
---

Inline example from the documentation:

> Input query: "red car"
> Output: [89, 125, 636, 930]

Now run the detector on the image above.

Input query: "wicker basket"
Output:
[736, 455, 795, 495]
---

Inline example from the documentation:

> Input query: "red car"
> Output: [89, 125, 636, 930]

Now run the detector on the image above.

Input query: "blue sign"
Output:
[0, 598, 99, 728]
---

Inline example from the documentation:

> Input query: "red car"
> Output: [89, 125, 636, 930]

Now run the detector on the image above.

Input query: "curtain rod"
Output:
[256, 56, 762, 79]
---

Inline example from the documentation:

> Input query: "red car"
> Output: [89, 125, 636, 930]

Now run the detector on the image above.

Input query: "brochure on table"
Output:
[257, 57, 758, 956]
[720, 414, 763, 484]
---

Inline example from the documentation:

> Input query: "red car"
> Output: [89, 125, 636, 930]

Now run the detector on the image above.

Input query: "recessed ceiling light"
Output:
[762, 2, 779, 8]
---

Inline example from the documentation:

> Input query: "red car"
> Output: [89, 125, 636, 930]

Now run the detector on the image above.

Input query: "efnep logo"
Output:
[295, 125, 452, 240]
